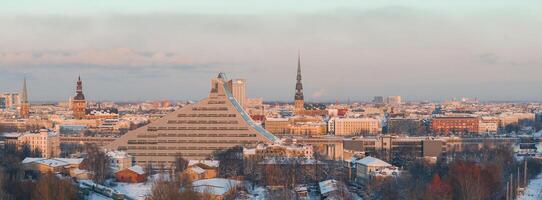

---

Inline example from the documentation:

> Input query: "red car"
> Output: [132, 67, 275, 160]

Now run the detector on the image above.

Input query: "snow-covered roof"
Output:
[188, 160, 219, 168]
[190, 166, 205, 175]
[192, 178, 240, 196]
[22, 157, 44, 164]
[128, 165, 145, 175]
[107, 150, 130, 159]
[59, 158, 85, 165]
[0, 132, 22, 138]
[319, 179, 339, 195]
[72, 168, 89, 175]
[258, 158, 321, 165]
[243, 148, 256, 155]
[355, 156, 391, 167]
[265, 118, 289, 122]
[22, 157, 84, 167]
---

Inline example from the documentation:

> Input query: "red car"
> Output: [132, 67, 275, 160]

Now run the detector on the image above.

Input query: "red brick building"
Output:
[115, 165, 146, 183]
[431, 115, 480, 135]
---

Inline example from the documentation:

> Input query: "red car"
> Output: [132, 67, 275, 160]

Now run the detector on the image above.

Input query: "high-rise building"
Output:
[385, 96, 402, 105]
[231, 79, 246, 109]
[106, 73, 278, 168]
[20, 78, 30, 118]
[372, 96, 384, 104]
[0, 93, 20, 110]
[294, 52, 305, 114]
[71, 76, 87, 119]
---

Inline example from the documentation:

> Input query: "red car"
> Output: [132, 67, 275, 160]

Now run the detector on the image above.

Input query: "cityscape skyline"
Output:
[1, 2, 542, 200]
[1, 1, 542, 102]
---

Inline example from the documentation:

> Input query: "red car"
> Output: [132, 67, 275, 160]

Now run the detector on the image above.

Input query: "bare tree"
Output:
[84, 144, 109, 184]
[32, 173, 78, 200]
[172, 154, 189, 182]
[148, 179, 182, 200]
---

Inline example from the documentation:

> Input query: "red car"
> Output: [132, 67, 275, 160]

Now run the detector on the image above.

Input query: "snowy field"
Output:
[86, 192, 112, 200]
[86, 174, 167, 200]
[113, 182, 151, 199]
[518, 173, 542, 200]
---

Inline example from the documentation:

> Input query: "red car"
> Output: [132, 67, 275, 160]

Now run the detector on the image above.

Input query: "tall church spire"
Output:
[294, 51, 305, 114]
[74, 76, 85, 100]
[21, 77, 28, 103]
[72, 76, 87, 119]
[295, 51, 304, 101]
[20, 77, 29, 118]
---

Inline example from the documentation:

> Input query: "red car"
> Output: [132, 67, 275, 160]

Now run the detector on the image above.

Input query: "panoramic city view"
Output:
[1, 1, 542, 200]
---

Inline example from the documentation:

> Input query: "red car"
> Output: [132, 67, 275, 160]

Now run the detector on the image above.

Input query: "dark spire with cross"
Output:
[295, 51, 304, 101]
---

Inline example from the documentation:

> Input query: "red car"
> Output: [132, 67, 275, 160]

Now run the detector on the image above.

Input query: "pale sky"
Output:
[1, 0, 541, 102]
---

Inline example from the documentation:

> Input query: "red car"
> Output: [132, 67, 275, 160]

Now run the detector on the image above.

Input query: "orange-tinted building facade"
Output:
[431, 116, 480, 135]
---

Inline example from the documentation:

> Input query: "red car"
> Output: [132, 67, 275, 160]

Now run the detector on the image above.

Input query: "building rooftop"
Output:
[355, 156, 391, 167]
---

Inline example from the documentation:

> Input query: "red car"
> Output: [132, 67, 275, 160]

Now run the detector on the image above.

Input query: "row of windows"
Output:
[126, 146, 229, 151]
[166, 120, 238, 124]
[392, 141, 423, 145]
[207, 100, 226, 104]
[137, 133, 257, 138]
[192, 107, 228, 111]
[177, 113, 236, 118]
[133, 152, 210, 157]
[147, 126, 249, 131]
[127, 139, 257, 144]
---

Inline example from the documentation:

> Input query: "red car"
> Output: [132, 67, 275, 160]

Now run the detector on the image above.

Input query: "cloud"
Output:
[0, 48, 198, 67]
[311, 88, 327, 98]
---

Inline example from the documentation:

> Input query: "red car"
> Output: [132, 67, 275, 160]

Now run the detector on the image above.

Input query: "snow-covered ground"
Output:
[86, 192, 112, 200]
[247, 186, 268, 200]
[113, 182, 151, 199]
[518, 173, 542, 200]
[86, 174, 168, 200]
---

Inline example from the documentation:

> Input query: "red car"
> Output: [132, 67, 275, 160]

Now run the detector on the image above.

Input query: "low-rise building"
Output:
[328, 117, 381, 136]
[22, 157, 88, 179]
[1, 129, 60, 158]
[184, 160, 220, 181]
[243, 143, 313, 159]
[115, 165, 146, 183]
[192, 178, 241, 200]
[107, 150, 133, 173]
[354, 156, 397, 179]
[431, 114, 480, 135]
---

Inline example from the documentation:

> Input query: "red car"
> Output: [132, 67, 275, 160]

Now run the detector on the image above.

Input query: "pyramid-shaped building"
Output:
[106, 73, 278, 167]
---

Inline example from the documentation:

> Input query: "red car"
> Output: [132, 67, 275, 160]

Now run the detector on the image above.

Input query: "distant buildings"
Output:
[387, 118, 425, 135]
[231, 79, 247, 109]
[385, 96, 402, 105]
[1, 129, 61, 158]
[372, 96, 384, 104]
[106, 73, 278, 167]
[431, 114, 480, 135]
[373, 96, 402, 105]
[264, 116, 326, 136]
[328, 117, 381, 136]
[1, 78, 30, 119]
[0, 93, 20, 110]
[243, 143, 314, 159]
